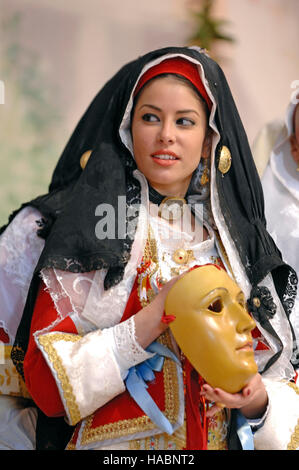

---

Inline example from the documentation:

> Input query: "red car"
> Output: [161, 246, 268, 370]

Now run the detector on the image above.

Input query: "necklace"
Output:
[158, 197, 187, 222]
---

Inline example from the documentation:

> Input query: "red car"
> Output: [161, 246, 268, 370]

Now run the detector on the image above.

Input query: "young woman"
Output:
[0, 46, 298, 450]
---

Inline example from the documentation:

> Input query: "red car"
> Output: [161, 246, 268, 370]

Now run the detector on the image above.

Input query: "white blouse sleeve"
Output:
[0, 207, 45, 343]
[253, 378, 299, 450]
[34, 316, 153, 425]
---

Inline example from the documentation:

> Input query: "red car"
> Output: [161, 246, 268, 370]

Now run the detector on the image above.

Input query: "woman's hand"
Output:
[134, 275, 183, 349]
[201, 373, 268, 419]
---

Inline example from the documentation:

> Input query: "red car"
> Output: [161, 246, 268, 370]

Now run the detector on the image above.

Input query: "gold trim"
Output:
[38, 333, 82, 425]
[0, 346, 31, 398]
[287, 382, 299, 450]
[80, 330, 181, 446]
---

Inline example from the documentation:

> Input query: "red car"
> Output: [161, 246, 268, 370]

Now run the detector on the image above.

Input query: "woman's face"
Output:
[131, 75, 210, 197]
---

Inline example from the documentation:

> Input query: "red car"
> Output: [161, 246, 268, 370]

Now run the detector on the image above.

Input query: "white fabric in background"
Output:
[0, 396, 37, 450]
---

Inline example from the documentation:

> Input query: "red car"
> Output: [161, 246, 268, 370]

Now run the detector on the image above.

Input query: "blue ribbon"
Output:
[125, 341, 180, 435]
[235, 410, 254, 450]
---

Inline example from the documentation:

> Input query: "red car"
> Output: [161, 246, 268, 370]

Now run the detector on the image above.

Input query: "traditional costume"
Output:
[0, 47, 299, 450]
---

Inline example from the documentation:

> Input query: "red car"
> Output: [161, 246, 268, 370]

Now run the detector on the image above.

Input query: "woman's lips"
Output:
[151, 150, 179, 166]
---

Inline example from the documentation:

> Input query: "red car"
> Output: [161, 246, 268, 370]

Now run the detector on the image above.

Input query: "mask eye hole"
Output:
[208, 298, 223, 313]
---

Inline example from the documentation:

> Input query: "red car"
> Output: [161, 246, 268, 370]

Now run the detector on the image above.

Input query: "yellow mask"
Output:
[165, 265, 258, 393]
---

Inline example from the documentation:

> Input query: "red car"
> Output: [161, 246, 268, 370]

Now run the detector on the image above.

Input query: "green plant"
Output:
[187, 0, 235, 52]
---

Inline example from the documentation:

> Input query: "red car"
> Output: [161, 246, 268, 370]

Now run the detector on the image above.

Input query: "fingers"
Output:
[200, 383, 253, 410]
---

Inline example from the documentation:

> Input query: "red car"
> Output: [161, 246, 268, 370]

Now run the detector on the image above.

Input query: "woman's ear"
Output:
[202, 128, 213, 159]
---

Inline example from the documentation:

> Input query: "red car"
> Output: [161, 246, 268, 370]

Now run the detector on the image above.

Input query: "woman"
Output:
[0, 46, 298, 450]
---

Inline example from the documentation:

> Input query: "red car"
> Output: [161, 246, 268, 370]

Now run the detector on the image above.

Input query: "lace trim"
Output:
[112, 317, 153, 372]
[282, 269, 298, 317]
[0, 206, 45, 342]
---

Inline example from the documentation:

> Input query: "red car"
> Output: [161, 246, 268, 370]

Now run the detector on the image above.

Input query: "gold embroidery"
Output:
[0, 345, 31, 398]
[83, 415, 153, 445]
[38, 333, 82, 425]
[287, 382, 299, 450]
[287, 381, 299, 395]
[80, 330, 181, 446]
[207, 409, 228, 450]
[140, 418, 186, 450]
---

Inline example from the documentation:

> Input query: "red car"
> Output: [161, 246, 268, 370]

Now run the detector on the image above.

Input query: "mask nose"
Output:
[234, 303, 256, 334]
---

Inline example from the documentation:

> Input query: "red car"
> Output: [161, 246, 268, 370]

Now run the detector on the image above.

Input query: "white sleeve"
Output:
[253, 378, 299, 450]
[35, 316, 153, 425]
[0, 206, 45, 343]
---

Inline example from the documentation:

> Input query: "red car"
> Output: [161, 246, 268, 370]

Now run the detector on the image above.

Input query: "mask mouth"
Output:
[235, 341, 254, 352]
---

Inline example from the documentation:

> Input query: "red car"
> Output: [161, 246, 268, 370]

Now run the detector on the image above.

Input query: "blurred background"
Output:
[0, 0, 298, 225]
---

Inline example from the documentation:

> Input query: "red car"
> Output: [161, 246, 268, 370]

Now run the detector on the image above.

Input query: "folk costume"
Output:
[0, 47, 299, 451]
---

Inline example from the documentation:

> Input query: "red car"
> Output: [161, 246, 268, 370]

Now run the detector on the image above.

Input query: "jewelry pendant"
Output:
[158, 197, 187, 221]
[172, 248, 194, 265]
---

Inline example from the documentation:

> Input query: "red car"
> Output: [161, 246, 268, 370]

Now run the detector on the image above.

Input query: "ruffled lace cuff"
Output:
[108, 317, 155, 379]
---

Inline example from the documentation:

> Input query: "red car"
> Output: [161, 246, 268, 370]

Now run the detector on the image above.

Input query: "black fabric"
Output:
[35, 409, 75, 450]
[227, 409, 243, 450]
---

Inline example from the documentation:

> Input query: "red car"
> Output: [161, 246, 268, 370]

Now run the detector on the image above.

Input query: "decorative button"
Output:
[247, 286, 277, 325]
[218, 146, 232, 174]
[252, 297, 261, 308]
[80, 150, 92, 169]
[172, 248, 194, 265]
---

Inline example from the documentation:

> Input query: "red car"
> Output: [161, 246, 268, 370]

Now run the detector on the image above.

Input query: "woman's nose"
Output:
[158, 122, 176, 144]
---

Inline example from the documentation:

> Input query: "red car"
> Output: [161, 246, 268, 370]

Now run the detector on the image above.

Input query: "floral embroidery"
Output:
[282, 269, 298, 317]
[247, 286, 277, 325]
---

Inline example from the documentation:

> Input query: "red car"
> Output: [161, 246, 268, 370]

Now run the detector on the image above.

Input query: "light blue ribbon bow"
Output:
[235, 410, 254, 450]
[125, 341, 180, 435]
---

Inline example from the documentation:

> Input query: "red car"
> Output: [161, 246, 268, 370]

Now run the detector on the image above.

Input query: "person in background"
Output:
[252, 95, 299, 362]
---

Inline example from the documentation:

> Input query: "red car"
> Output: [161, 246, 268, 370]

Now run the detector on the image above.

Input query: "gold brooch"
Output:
[172, 248, 194, 265]
[80, 150, 92, 169]
[218, 146, 232, 174]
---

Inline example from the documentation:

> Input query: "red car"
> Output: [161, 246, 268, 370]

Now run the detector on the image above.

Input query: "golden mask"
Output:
[165, 265, 258, 393]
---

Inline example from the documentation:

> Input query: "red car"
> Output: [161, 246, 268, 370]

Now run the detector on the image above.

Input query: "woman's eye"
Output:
[176, 117, 195, 126]
[208, 298, 223, 313]
[142, 113, 159, 122]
